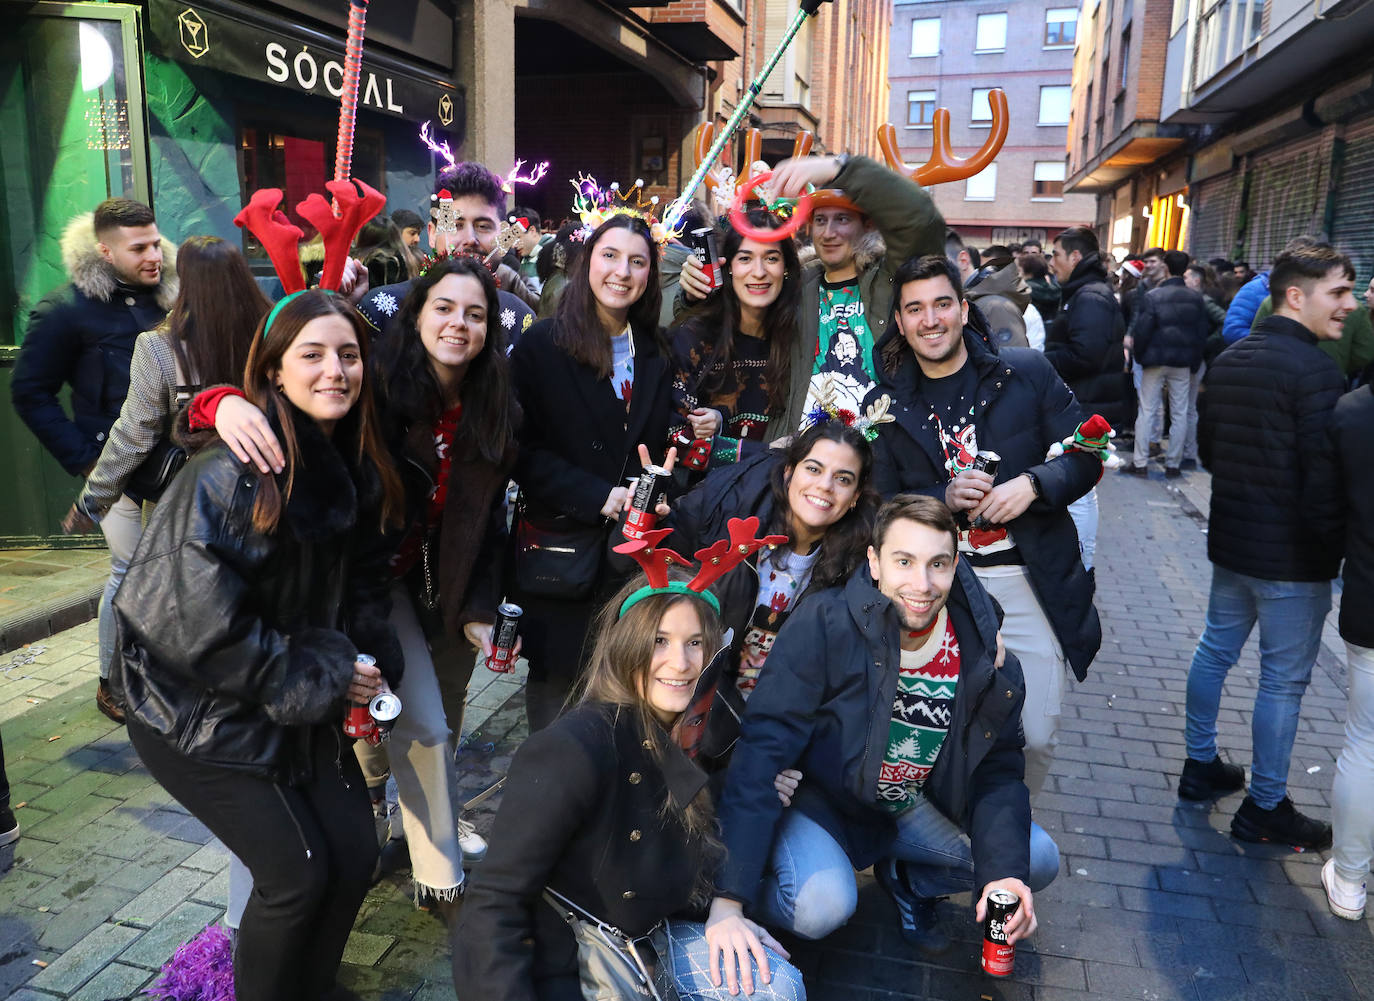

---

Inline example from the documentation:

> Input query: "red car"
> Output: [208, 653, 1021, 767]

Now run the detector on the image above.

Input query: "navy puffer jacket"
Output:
[1198, 315, 1343, 581]
[1132, 277, 1210, 370]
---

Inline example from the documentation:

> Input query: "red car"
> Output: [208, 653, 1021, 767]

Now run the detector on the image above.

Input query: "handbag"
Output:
[543, 888, 679, 1001]
[126, 350, 195, 503]
[126, 436, 188, 501]
[513, 499, 606, 600]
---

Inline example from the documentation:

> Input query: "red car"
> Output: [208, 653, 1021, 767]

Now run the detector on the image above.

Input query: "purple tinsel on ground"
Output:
[144, 923, 236, 1001]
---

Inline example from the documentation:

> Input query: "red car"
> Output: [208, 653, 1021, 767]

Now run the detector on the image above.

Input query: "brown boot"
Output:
[96, 678, 125, 725]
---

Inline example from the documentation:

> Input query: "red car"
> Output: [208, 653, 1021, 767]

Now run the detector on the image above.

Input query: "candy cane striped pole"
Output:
[334, 0, 370, 185]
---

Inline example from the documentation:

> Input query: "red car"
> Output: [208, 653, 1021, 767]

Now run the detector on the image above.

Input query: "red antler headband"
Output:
[613, 517, 788, 618]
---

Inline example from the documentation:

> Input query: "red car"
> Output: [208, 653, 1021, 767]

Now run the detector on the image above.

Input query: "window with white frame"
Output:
[976, 12, 1008, 52]
[1032, 161, 1066, 200]
[907, 90, 936, 128]
[910, 18, 940, 57]
[1039, 85, 1072, 125]
[965, 163, 997, 200]
[971, 88, 994, 126]
[1045, 7, 1078, 47]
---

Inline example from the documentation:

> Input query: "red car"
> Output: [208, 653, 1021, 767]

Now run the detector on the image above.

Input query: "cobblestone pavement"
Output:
[2, 465, 1370, 1001]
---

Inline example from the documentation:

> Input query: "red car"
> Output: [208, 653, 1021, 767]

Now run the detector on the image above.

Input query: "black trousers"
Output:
[0, 729, 9, 809]
[128, 720, 377, 1001]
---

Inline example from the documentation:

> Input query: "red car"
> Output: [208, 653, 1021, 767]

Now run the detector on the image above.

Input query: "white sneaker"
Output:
[1322, 859, 1366, 920]
[457, 815, 487, 864]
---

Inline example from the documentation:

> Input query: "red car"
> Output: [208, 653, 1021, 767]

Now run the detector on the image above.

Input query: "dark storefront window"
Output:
[238, 110, 384, 261]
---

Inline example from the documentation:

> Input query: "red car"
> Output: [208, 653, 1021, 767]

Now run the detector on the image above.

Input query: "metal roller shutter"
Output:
[1243, 130, 1334, 268]
[1332, 117, 1374, 286]
[1188, 172, 1243, 262]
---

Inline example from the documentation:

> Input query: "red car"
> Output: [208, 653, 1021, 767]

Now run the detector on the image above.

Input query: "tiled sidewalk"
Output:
[1, 466, 1369, 1001]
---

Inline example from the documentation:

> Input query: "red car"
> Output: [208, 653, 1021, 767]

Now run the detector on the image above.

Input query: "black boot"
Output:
[1231, 795, 1332, 850]
[1178, 755, 1245, 800]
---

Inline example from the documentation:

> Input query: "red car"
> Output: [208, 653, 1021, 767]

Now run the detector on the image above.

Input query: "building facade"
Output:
[1067, 0, 1374, 278]
[888, 0, 1096, 247]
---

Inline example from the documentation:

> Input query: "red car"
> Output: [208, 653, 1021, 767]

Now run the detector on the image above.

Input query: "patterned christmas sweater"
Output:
[876, 607, 961, 812]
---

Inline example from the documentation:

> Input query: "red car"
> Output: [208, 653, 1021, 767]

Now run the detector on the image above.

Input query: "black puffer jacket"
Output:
[866, 329, 1102, 680]
[1044, 254, 1130, 429]
[1132, 277, 1210, 370]
[1310, 385, 1374, 647]
[1199, 315, 1343, 582]
[110, 407, 402, 784]
[715, 562, 1029, 907]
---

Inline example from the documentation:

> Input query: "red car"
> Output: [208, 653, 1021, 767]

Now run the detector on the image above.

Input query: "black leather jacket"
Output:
[110, 408, 402, 784]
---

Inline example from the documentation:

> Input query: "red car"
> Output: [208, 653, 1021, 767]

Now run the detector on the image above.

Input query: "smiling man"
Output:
[1180, 242, 1354, 850]
[708, 495, 1057, 961]
[11, 197, 177, 724]
[864, 255, 1102, 800]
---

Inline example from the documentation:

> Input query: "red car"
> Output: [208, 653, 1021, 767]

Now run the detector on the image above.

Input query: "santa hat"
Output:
[1118, 258, 1145, 279]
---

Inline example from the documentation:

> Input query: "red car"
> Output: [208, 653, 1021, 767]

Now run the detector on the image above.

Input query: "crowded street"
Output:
[1, 465, 1363, 1001]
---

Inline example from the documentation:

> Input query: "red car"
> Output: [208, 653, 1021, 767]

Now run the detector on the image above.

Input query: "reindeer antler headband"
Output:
[235, 179, 386, 337]
[613, 518, 788, 618]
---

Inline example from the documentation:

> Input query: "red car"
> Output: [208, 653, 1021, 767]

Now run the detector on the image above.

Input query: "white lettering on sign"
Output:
[323, 60, 344, 97]
[265, 41, 289, 82]
[293, 48, 318, 90]
[386, 79, 402, 113]
[363, 73, 383, 109]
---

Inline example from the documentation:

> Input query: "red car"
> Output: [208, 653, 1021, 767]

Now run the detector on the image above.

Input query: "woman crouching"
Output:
[111, 290, 405, 1001]
[457, 572, 806, 1000]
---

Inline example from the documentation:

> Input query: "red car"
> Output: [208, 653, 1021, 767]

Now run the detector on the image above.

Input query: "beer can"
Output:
[487, 602, 523, 674]
[690, 227, 722, 292]
[623, 464, 670, 541]
[972, 450, 1001, 479]
[981, 888, 1020, 977]
[343, 653, 378, 741]
[365, 691, 403, 746]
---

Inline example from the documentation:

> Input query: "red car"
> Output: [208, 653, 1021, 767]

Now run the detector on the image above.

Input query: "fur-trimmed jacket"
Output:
[110, 405, 402, 785]
[11, 214, 178, 476]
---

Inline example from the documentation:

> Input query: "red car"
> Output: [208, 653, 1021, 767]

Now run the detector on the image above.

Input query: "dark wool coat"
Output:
[1044, 253, 1131, 430]
[110, 407, 401, 784]
[715, 562, 1029, 908]
[11, 214, 178, 477]
[1310, 385, 1374, 647]
[456, 702, 711, 1001]
[865, 329, 1102, 680]
[1199, 314, 1344, 582]
[1132, 276, 1211, 371]
[509, 317, 674, 679]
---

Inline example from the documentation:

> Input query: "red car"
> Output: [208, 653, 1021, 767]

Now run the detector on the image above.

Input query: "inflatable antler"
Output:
[690, 517, 788, 593]
[296, 178, 387, 292]
[878, 88, 1009, 186]
[614, 528, 692, 587]
[234, 189, 307, 294]
[691, 124, 815, 196]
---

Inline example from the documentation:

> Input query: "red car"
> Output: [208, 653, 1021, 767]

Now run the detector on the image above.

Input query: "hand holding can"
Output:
[487, 603, 523, 673]
[343, 653, 382, 741]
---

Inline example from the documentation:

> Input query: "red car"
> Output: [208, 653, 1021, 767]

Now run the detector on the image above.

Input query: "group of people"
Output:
[2, 136, 1368, 1001]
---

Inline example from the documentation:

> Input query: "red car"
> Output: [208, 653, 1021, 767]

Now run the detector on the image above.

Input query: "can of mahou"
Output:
[981, 888, 1019, 977]
[691, 227, 722, 291]
[487, 602, 523, 673]
[623, 465, 670, 541]
[343, 654, 378, 741]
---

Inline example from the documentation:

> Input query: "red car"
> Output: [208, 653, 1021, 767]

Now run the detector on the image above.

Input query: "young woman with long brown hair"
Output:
[65, 235, 272, 721]
[457, 570, 806, 1000]
[110, 290, 405, 1001]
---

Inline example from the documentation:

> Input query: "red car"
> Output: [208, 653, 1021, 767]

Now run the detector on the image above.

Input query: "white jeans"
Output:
[352, 583, 465, 899]
[973, 565, 1065, 798]
[1185, 362, 1205, 462]
[97, 494, 144, 678]
[1067, 487, 1099, 572]
[1134, 366, 1191, 469]
[1332, 642, 1374, 882]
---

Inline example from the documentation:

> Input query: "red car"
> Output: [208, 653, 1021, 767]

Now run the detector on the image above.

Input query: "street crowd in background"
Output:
[1, 141, 1372, 1001]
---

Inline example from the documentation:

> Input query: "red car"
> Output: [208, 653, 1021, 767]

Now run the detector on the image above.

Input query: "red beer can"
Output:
[343, 654, 378, 741]
[981, 888, 1019, 977]
[487, 602, 523, 673]
[691, 227, 721, 292]
[623, 465, 669, 541]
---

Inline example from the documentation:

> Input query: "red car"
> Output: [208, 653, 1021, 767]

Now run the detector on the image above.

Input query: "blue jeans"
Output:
[755, 800, 1060, 941]
[662, 920, 805, 1000]
[1184, 565, 1332, 809]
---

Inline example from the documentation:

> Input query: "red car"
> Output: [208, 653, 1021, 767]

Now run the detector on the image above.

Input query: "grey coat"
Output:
[79, 329, 190, 516]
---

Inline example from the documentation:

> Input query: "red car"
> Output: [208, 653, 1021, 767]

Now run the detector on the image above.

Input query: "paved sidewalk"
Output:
[0, 547, 107, 653]
[2, 466, 1371, 1000]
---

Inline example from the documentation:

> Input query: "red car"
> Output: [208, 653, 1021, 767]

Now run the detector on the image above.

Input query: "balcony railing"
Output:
[1193, 0, 1263, 87]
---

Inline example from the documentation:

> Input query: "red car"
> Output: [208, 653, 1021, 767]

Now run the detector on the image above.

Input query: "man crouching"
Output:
[705, 495, 1057, 980]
